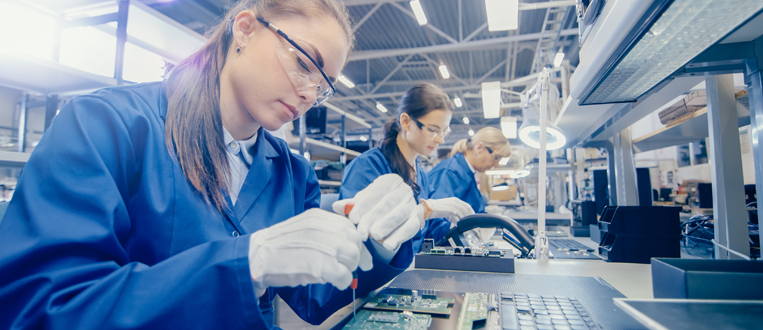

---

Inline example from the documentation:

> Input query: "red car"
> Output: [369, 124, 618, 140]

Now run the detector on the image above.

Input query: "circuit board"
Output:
[343, 310, 432, 330]
[363, 290, 455, 316]
[456, 292, 492, 330]
[420, 247, 505, 258]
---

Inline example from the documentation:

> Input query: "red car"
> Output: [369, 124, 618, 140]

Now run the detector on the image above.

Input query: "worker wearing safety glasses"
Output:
[0, 1, 421, 329]
[429, 127, 512, 214]
[338, 83, 475, 254]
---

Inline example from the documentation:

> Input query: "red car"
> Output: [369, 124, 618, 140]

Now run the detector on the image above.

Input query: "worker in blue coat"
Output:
[0, 3, 422, 329]
[429, 127, 512, 213]
[339, 84, 475, 253]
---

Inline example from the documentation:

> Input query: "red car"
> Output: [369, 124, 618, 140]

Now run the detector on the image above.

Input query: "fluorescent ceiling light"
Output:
[438, 64, 450, 79]
[454, 97, 463, 107]
[468, 129, 475, 136]
[553, 51, 565, 67]
[375, 102, 388, 113]
[410, 0, 428, 26]
[481, 81, 501, 119]
[462, 116, 469, 124]
[338, 75, 355, 88]
[499, 157, 510, 166]
[500, 116, 517, 139]
[580, 0, 763, 105]
[360, 136, 368, 141]
[485, 0, 519, 31]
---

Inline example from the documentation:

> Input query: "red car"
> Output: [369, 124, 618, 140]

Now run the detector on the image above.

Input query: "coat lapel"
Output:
[232, 129, 279, 222]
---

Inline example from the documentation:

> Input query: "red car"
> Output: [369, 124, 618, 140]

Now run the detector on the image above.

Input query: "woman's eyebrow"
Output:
[303, 41, 324, 69]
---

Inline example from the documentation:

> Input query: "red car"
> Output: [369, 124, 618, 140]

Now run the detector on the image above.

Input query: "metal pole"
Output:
[17, 93, 28, 153]
[341, 115, 346, 165]
[114, 0, 129, 85]
[605, 140, 618, 206]
[613, 127, 639, 205]
[536, 68, 550, 261]
[368, 128, 373, 149]
[705, 74, 749, 260]
[299, 114, 306, 156]
[748, 70, 763, 226]
[44, 95, 59, 132]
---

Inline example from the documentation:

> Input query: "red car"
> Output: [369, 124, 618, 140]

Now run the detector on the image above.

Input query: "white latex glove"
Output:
[333, 174, 419, 252]
[248, 208, 373, 293]
[418, 197, 475, 225]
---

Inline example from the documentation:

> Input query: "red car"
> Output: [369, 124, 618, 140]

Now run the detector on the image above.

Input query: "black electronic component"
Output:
[436, 214, 534, 258]
[598, 206, 682, 263]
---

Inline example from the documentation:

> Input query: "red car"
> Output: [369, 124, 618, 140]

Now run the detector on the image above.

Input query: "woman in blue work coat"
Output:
[339, 83, 475, 253]
[429, 127, 512, 213]
[0, 1, 422, 329]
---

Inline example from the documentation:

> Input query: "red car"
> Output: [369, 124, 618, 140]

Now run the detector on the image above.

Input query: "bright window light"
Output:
[360, 136, 368, 141]
[462, 116, 469, 124]
[485, 0, 519, 31]
[499, 157, 510, 166]
[468, 129, 475, 136]
[124, 43, 166, 83]
[376, 102, 388, 113]
[338, 75, 355, 88]
[438, 64, 450, 79]
[583, 0, 763, 105]
[553, 51, 565, 67]
[481, 81, 501, 119]
[454, 97, 463, 107]
[500, 116, 517, 139]
[60, 26, 117, 78]
[410, 0, 428, 26]
[0, 3, 56, 60]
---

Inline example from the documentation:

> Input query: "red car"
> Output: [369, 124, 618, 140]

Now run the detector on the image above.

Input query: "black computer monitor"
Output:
[660, 188, 673, 202]
[291, 106, 326, 135]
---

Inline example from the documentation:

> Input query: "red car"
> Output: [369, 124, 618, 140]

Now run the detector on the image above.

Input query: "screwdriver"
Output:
[344, 203, 359, 322]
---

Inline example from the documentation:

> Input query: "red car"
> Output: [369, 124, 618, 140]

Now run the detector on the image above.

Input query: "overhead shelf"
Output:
[291, 138, 361, 161]
[0, 51, 117, 94]
[0, 151, 30, 168]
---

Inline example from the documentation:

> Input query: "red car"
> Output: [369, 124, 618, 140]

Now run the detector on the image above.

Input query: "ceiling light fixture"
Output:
[375, 102, 388, 113]
[481, 81, 501, 119]
[462, 116, 469, 124]
[485, 0, 519, 31]
[338, 75, 355, 88]
[454, 97, 462, 107]
[410, 0, 428, 26]
[438, 64, 450, 79]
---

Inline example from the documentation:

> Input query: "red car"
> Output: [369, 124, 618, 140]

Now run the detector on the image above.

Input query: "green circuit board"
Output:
[363, 292, 454, 316]
[343, 310, 432, 330]
[456, 292, 490, 330]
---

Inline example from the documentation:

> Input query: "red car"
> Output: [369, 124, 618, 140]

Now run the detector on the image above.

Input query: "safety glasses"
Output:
[412, 117, 451, 139]
[256, 16, 336, 106]
[485, 146, 503, 161]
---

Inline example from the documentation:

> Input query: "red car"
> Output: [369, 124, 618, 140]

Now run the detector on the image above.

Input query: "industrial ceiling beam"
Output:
[348, 28, 578, 61]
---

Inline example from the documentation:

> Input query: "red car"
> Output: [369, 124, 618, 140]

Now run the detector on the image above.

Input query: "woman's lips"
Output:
[280, 101, 298, 120]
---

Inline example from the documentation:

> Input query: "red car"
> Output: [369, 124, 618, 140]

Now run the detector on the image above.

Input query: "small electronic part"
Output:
[421, 239, 434, 253]
[365, 291, 454, 316]
[342, 310, 432, 330]
[419, 247, 505, 258]
[456, 292, 490, 330]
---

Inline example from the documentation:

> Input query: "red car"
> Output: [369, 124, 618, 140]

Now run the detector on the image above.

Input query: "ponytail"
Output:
[381, 119, 421, 199]
[450, 138, 470, 157]
[449, 127, 512, 158]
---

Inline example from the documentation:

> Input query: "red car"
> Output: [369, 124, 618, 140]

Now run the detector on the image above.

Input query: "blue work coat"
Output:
[339, 148, 451, 253]
[0, 82, 412, 329]
[428, 152, 486, 213]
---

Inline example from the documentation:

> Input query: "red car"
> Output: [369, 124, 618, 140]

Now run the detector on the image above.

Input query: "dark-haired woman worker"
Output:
[429, 127, 512, 213]
[338, 84, 474, 253]
[0, 1, 422, 329]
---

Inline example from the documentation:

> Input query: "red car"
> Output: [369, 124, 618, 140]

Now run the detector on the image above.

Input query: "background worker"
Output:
[429, 127, 512, 213]
[338, 83, 474, 253]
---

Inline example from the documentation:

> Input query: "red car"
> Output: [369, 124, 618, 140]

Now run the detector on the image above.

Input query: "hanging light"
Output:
[454, 97, 463, 107]
[468, 129, 475, 136]
[375, 102, 388, 113]
[462, 116, 469, 124]
[338, 75, 355, 88]
[553, 51, 565, 68]
[410, 0, 428, 26]
[438, 64, 450, 79]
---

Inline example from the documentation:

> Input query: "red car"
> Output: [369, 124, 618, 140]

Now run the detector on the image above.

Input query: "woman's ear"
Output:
[399, 113, 411, 132]
[232, 10, 260, 49]
[474, 141, 484, 153]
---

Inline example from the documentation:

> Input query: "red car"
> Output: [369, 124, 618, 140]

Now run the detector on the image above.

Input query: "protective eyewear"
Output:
[412, 117, 451, 139]
[256, 16, 336, 106]
[485, 146, 503, 161]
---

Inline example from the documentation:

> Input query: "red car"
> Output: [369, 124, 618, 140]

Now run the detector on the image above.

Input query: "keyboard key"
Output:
[501, 303, 518, 330]
[520, 326, 536, 330]
[571, 326, 588, 330]
[536, 319, 552, 325]
[537, 325, 554, 330]
[554, 326, 572, 330]
[519, 320, 534, 326]
[550, 315, 566, 320]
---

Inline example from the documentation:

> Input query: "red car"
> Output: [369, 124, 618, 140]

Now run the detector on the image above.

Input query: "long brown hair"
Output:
[164, 0, 353, 213]
[381, 83, 451, 199]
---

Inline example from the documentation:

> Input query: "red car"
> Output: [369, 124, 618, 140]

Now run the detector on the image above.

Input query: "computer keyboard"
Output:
[547, 239, 601, 260]
[500, 293, 601, 330]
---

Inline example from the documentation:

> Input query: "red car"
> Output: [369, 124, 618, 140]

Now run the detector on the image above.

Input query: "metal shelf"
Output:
[318, 180, 341, 187]
[0, 151, 30, 168]
[0, 51, 117, 94]
[290, 138, 360, 160]
[632, 108, 709, 153]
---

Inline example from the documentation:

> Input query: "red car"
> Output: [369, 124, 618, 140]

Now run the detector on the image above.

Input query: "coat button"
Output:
[232, 231, 240, 237]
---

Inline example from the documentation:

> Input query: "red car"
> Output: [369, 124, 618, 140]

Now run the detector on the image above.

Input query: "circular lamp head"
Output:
[492, 182, 510, 191]
[518, 105, 567, 150]
[510, 169, 530, 179]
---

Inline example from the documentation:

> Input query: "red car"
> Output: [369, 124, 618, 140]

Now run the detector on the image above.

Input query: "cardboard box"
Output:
[490, 185, 517, 201]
